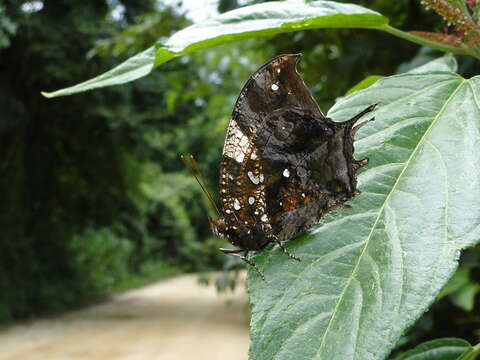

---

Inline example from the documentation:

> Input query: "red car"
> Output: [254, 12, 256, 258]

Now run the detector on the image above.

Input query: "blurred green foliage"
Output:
[0, 0, 226, 322]
[0, 4, 16, 49]
[1, 1, 480, 352]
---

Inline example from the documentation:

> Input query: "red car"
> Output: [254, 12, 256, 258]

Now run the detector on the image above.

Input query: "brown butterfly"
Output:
[187, 54, 375, 279]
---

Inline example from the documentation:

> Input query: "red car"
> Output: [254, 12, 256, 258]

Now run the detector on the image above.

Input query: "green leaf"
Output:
[43, 1, 387, 97]
[344, 55, 458, 98]
[248, 72, 480, 359]
[407, 54, 458, 74]
[42, 46, 156, 98]
[345, 75, 384, 96]
[450, 283, 480, 312]
[393, 338, 472, 360]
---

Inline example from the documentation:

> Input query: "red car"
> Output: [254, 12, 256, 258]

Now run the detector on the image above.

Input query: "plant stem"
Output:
[470, 343, 480, 359]
[381, 25, 480, 59]
[458, 343, 480, 360]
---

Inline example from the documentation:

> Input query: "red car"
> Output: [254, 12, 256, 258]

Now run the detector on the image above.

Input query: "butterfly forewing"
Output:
[231, 54, 324, 139]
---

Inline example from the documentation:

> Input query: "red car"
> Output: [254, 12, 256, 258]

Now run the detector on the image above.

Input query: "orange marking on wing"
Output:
[282, 196, 298, 211]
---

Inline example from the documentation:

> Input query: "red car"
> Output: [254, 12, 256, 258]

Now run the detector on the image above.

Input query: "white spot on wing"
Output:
[271, 83, 279, 91]
[261, 214, 268, 222]
[239, 136, 248, 147]
[235, 152, 245, 163]
[247, 171, 260, 185]
[233, 198, 241, 210]
[283, 168, 290, 178]
[223, 119, 249, 163]
[248, 196, 255, 205]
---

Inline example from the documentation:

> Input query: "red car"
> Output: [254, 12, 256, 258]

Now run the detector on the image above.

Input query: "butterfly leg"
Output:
[220, 248, 265, 280]
[328, 200, 351, 212]
[353, 157, 369, 171]
[272, 238, 301, 261]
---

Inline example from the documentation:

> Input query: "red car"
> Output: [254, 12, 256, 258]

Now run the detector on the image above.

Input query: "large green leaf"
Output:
[248, 70, 480, 359]
[42, 1, 386, 97]
[393, 338, 472, 360]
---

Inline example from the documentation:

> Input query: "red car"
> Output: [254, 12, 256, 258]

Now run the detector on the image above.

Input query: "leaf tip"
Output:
[41, 91, 54, 98]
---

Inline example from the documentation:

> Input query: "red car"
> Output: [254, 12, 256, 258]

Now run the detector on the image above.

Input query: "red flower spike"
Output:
[466, 0, 476, 10]
[409, 30, 464, 48]
[420, 0, 478, 33]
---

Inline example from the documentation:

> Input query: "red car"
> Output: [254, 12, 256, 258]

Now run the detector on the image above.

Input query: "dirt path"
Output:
[0, 273, 250, 360]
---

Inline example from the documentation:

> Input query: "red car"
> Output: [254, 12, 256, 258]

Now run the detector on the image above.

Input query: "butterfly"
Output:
[186, 54, 376, 279]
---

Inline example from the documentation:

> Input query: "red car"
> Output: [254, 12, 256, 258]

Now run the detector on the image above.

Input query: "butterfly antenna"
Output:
[180, 154, 221, 216]
[188, 155, 221, 215]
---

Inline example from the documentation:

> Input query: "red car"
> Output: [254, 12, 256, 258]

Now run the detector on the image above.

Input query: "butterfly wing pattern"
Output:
[209, 54, 376, 278]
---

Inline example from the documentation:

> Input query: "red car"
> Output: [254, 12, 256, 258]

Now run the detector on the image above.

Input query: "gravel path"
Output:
[0, 274, 250, 360]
